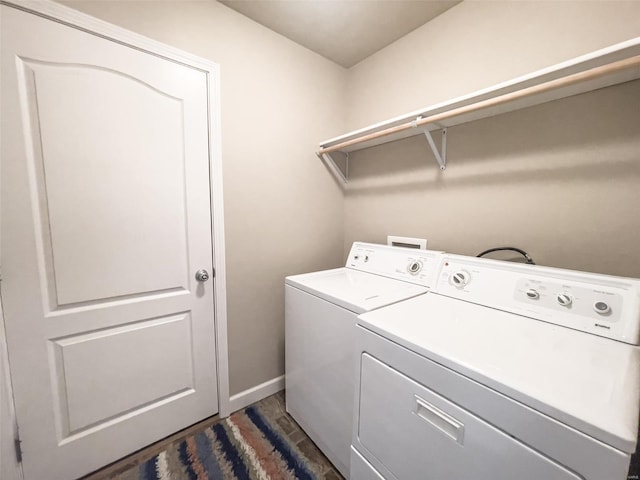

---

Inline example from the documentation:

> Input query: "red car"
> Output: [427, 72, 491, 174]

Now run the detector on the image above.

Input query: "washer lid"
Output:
[358, 293, 640, 453]
[286, 268, 428, 314]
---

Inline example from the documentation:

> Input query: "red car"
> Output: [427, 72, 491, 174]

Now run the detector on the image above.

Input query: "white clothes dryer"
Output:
[352, 254, 640, 480]
[285, 242, 443, 478]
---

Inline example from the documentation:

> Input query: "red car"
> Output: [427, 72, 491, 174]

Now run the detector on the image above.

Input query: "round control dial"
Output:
[407, 260, 423, 275]
[593, 301, 611, 315]
[450, 270, 471, 288]
[557, 293, 573, 307]
[525, 288, 540, 300]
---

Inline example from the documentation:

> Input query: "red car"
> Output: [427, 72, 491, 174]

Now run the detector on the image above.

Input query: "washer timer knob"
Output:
[557, 293, 573, 307]
[451, 271, 471, 288]
[407, 260, 423, 275]
[593, 301, 611, 315]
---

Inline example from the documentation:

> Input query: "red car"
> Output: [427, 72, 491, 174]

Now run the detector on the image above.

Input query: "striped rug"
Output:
[118, 404, 321, 480]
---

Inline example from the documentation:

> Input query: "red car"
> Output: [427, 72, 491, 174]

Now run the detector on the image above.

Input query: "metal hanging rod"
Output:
[317, 54, 640, 156]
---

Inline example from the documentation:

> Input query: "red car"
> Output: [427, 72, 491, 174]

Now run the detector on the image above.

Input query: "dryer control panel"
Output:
[347, 242, 443, 288]
[435, 254, 640, 345]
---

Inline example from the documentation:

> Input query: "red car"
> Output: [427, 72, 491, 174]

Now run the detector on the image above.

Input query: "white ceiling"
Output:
[218, 0, 462, 68]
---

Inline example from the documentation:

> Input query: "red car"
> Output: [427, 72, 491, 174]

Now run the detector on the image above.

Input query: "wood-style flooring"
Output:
[82, 391, 343, 480]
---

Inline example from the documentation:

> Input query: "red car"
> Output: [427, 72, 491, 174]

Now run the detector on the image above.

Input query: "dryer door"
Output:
[356, 354, 582, 480]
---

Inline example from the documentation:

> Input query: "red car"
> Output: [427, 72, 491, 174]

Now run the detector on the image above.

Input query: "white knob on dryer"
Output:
[525, 288, 540, 300]
[451, 270, 471, 288]
[593, 301, 611, 315]
[557, 293, 573, 307]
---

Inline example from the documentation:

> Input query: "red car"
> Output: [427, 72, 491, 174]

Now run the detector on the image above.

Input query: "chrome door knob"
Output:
[195, 269, 210, 282]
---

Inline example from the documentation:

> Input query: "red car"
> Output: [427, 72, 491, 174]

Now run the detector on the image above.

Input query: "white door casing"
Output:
[0, 300, 22, 480]
[0, 1, 229, 479]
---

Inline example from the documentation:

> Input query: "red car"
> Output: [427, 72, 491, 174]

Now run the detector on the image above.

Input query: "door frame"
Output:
[0, 1, 231, 477]
[0, 300, 22, 480]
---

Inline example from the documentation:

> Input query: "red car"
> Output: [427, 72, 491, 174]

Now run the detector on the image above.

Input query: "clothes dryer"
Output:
[285, 242, 443, 477]
[353, 254, 640, 480]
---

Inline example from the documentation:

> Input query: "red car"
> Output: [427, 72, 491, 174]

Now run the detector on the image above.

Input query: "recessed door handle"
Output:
[414, 395, 465, 444]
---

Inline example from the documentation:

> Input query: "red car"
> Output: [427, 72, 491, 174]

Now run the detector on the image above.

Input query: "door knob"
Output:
[195, 269, 210, 282]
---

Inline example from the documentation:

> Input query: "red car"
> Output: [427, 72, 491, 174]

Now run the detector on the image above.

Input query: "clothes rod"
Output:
[318, 54, 640, 155]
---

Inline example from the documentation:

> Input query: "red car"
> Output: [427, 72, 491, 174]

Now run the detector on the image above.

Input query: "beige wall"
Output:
[346, 1, 640, 129]
[344, 1, 640, 277]
[61, 0, 347, 395]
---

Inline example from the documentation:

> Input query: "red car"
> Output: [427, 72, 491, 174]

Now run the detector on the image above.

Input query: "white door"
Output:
[1, 4, 219, 479]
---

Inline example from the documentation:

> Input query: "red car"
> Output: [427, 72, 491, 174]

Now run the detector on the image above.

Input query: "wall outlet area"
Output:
[387, 236, 427, 250]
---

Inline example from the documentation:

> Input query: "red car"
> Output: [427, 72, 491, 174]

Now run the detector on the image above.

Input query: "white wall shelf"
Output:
[318, 37, 640, 182]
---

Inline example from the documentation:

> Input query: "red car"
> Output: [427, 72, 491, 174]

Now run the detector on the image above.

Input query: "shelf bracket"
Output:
[423, 127, 447, 171]
[318, 151, 349, 183]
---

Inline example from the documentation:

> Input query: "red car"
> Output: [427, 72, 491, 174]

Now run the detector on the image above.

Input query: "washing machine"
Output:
[285, 242, 443, 478]
[352, 254, 640, 480]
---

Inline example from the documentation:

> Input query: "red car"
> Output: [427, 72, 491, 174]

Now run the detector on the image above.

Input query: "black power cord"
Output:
[476, 247, 535, 265]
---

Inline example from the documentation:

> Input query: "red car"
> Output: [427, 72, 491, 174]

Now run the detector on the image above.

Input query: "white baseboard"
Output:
[227, 375, 285, 415]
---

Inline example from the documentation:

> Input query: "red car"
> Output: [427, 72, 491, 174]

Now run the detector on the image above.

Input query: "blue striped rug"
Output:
[119, 404, 321, 480]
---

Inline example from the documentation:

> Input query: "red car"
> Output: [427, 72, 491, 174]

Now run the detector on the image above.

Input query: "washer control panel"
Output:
[347, 242, 443, 287]
[436, 254, 640, 345]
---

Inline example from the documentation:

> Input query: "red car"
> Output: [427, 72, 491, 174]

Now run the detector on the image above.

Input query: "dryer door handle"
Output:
[414, 395, 465, 444]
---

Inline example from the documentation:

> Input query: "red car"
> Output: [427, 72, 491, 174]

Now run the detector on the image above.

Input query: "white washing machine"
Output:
[285, 242, 443, 478]
[352, 254, 640, 480]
